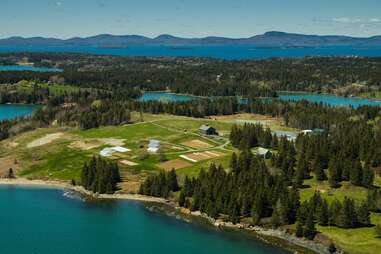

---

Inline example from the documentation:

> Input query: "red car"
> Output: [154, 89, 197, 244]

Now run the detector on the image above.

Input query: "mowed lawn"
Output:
[74, 122, 180, 141]
[300, 177, 370, 203]
[155, 118, 233, 135]
[317, 213, 381, 254]
[299, 174, 381, 254]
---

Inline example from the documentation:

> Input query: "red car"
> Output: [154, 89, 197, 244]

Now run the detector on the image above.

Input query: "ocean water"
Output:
[0, 186, 288, 254]
[0, 65, 62, 72]
[0, 104, 37, 121]
[1, 45, 381, 60]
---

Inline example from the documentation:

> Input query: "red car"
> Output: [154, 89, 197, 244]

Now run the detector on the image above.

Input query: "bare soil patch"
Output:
[119, 160, 139, 166]
[157, 158, 192, 171]
[117, 181, 141, 194]
[211, 113, 283, 126]
[182, 139, 212, 149]
[27, 133, 65, 148]
[70, 138, 125, 151]
[98, 138, 125, 146]
[70, 140, 100, 150]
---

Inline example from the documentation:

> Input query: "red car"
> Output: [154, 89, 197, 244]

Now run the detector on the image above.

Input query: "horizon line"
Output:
[1, 31, 381, 40]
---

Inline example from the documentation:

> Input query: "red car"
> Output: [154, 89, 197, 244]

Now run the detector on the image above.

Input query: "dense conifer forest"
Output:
[1, 53, 381, 96]
[81, 156, 121, 194]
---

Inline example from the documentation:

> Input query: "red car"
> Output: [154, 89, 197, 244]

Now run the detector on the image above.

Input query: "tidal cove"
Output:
[0, 186, 288, 254]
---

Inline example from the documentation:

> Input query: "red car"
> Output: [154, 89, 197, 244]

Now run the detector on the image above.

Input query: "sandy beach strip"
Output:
[0, 178, 167, 204]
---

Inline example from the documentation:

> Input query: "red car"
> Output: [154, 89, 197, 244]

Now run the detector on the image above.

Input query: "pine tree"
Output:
[350, 160, 363, 186]
[295, 222, 304, 238]
[337, 197, 357, 228]
[328, 159, 340, 188]
[271, 208, 281, 227]
[357, 202, 370, 226]
[317, 199, 329, 226]
[314, 159, 326, 181]
[304, 212, 316, 240]
[251, 196, 264, 224]
[230, 152, 238, 173]
[362, 163, 374, 188]
[167, 169, 179, 192]
[7, 168, 15, 179]
[179, 191, 186, 207]
[328, 243, 337, 253]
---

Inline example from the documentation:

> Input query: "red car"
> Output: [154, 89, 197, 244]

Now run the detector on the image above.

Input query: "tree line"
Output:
[81, 156, 121, 194]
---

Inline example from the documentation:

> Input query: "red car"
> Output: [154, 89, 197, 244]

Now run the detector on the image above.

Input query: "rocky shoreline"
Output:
[0, 178, 339, 254]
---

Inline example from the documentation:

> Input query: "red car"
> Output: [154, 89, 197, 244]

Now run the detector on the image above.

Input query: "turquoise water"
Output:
[138, 92, 199, 102]
[278, 92, 381, 108]
[1, 45, 381, 60]
[0, 65, 62, 72]
[0, 104, 37, 121]
[139, 91, 381, 108]
[0, 186, 288, 254]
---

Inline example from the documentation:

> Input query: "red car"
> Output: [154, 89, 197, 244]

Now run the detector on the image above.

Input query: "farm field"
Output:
[0, 113, 237, 191]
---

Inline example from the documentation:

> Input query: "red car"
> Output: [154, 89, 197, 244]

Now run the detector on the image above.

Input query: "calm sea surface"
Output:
[0, 104, 37, 121]
[0, 186, 289, 254]
[1, 45, 381, 60]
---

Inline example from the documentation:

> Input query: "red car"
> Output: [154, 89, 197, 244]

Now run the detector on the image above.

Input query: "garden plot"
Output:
[180, 150, 224, 163]
[181, 139, 213, 149]
[157, 158, 192, 171]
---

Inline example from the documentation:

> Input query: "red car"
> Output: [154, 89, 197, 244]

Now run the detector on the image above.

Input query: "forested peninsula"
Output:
[1, 52, 381, 254]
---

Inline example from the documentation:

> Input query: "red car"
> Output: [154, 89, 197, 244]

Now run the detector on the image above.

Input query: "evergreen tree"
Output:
[295, 222, 304, 238]
[350, 160, 363, 186]
[317, 199, 329, 226]
[179, 191, 186, 207]
[357, 202, 371, 226]
[314, 159, 326, 181]
[167, 169, 179, 192]
[304, 212, 317, 240]
[230, 152, 238, 173]
[328, 243, 337, 253]
[362, 163, 374, 188]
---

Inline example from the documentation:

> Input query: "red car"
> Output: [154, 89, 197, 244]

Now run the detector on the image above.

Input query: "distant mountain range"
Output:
[1, 31, 381, 47]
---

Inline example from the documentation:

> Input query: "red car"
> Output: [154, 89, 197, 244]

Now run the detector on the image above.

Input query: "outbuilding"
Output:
[147, 139, 160, 153]
[199, 125, 218, 135]
[256, 147, 272, 159]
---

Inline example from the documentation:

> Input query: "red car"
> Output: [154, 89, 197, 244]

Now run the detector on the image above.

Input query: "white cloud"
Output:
[56, 1, 62, 7]
[369, 18, 381, 23]
[331, 17, 381, 24]
[312, 17, 381, 36]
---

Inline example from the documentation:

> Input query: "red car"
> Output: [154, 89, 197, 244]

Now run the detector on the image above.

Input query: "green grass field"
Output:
[5, 80, 102, 96]
[0, 114, 235, 183]
[317, 213, 381, 254]
[298, 173, 381, 254]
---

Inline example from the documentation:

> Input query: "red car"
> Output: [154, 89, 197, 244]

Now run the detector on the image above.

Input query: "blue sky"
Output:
[1, 0, 381, 38]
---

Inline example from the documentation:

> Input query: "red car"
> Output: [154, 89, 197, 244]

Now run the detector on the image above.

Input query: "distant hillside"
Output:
[1, 31, 380, 47]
